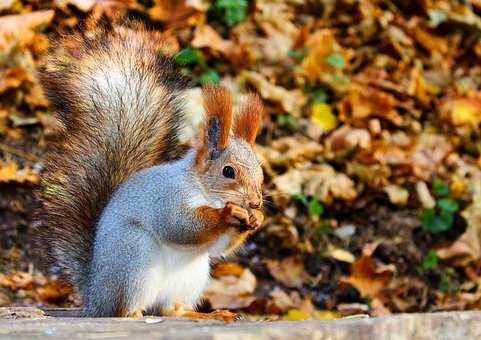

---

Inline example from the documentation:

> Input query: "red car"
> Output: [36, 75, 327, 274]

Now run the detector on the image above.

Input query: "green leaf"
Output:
[422, 250, 438, 270]
[292, 193, 308, 206]
[214, 0, 248, 26]
[439, 209, 454, 229]
[437, 198, 459, 214]
[326, 53, 345, 69]
[308, 199, 324, 216]
[432, 180, 449, 197]
[174, 48, 204, 66]
[310, 88, 329, 104]
[199, 69, 220, 85]
[288, 49, 307, 62]
[277, 114, 297, 128]
[439, 276, 450, 292]
[420, 208, 451, 233]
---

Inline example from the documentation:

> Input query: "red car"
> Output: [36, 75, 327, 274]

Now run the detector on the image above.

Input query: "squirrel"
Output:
[37, 26, 264, 318]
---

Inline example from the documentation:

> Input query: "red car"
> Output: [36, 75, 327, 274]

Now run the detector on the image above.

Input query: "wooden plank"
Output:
[0, 308, 480, 339]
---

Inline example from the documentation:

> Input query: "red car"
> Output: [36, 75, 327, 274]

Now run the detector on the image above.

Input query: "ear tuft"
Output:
[195, 86, 233, 168]
[202, 86, 233, 150]
[234, 93, 263, 145]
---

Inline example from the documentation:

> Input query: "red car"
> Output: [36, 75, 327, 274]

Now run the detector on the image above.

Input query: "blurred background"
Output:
[1, 0, 481, 320]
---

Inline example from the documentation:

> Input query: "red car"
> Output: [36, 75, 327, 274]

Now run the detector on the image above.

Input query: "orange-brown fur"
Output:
[195, 86, 233, 168]
[233, 93, 263, 145]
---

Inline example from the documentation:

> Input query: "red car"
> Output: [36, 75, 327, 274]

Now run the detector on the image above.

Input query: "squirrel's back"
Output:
[38, 26, 187, 291]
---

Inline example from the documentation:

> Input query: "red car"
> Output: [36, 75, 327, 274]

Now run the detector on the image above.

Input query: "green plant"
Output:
[304, 85, 329, 104]
[325, 53, 345, 69]
[212, 0, 248, 26]
[199, 69, 220, 85]
[173, 47, 205, 67]
[439, 267, 459, 293]
[288, 49, 307, 62]
[422, 249, 438, 270]
[174, 48, 220, 85]
[276, 114, 297, 129]
[420, 181, 459, 233]
[292, 194, 324, 217]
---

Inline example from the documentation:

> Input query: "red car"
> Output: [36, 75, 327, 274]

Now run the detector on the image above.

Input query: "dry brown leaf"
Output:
[0, 67, 27, 94]
[148, 0, 203, 28]
[204, 267, 256, 310]
[0, 160, 39, 184]
[240, 71, 307, 116]
[440, 92, 481, 127]
[302, 30, 353, 92]
[0, 10, 55, 54]
[437, 180, 481, 265]
[325, 125, 371, 155]
[0, 272, 34, 291]
[191, 24, 233, 55]
[54, 0, 95, 12]
[340, 255, 395, 299]
[36, 280, 72, 303]
[269, 287, 302, 312]
[384, 184, 409, 206]
[327, 246, 356, 263]
[274, 164, 357, 204]
[211, 262, 245, 279]
[265, 256, 309, 288]
[266, 136, 323, 166]
[338, 85, 403, 125]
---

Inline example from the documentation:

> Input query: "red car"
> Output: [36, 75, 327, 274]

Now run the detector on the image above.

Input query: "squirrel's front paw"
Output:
[247, 209, 264, 231]
[224, 202, 250, 227]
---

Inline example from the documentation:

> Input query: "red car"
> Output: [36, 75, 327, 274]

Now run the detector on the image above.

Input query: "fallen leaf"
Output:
[384, 184, 409, 206]
[302, 30, 353, 91]
[204, 267, 256, 310]
[327, 245, 355, 263]
[54, 0, 95, 12]
[437, 180, 481, 265]
[36, 280, 72, 303]
[274, 164, 357, 204]
[340, 243, 395, 299]
[265, 256, 309, 288]
[211, 262, 245, 279]
[0, 272, 34, 291]
[0, 160, 39, 184]
[311, 102, 337, 132]
[0, 10, 55, 54]
[441, 92, 481, 127]
[192, 24, 233, 55]
[240, 71, 307, 116]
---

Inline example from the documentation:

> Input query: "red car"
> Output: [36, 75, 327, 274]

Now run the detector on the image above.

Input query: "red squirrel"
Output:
[37, 26, 264, 318]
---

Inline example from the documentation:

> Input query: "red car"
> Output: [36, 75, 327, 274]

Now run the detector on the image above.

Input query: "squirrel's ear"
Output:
[233, 93, 263, 145]
[196, 86, 233, 165]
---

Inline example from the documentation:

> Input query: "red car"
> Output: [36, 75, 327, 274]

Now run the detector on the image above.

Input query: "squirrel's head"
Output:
[195, 86, 263, 211]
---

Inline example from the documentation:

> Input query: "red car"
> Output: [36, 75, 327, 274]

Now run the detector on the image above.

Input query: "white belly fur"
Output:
[139, 243, 211, 311]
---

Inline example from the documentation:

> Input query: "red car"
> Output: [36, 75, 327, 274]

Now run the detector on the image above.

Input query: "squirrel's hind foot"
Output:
[127, 306, 145, 318]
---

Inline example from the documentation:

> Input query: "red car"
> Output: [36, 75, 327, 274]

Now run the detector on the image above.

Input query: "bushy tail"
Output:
[38, 27, 186, 292]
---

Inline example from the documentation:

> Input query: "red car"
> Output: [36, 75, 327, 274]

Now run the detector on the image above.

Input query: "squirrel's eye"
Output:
[222, 165, 235, 179]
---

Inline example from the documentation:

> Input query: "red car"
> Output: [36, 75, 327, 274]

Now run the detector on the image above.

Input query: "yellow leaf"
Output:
[311, 102, 337, 132]
[284, 309, 311, 320]
[452, 100, 481, 126]
[313, 310, 340, 320]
